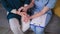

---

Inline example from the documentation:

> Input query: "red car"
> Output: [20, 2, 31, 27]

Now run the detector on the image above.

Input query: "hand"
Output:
[16, 11, 26, 16]
[16, 7, 24, 15]
[23, 15, 30, 23]
[18, 7, 24, 12]
[20, 12, 27, 16]
[22, 6, 28, 12]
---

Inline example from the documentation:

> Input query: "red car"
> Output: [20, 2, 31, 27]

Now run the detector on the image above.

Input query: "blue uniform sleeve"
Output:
[1, 0, 12, 12]
[46, 0, 56, 9]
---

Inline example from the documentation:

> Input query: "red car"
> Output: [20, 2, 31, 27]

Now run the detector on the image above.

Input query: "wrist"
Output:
[24, 4, 29, 9]
[29, 16, 32, 20]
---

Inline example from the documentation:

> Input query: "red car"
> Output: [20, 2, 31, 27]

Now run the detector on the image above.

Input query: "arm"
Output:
[30, 0, 56, 19]
[22, 0, 34, 12]
[24, 0, 34, 9]
[30, 6, 49, 19]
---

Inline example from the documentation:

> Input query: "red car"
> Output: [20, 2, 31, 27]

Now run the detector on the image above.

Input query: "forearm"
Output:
[24, 0, 34, 9]
[30, 6, 50, 19]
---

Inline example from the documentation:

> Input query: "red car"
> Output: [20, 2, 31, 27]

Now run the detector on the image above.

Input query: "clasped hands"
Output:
[16, 6, 30, 23]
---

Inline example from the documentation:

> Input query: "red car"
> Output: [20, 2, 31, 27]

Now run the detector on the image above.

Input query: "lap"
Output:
[30, 13, 52, 27]
[7, 13, 21, 25]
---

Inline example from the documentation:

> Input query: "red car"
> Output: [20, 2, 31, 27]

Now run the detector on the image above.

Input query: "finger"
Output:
[22, 8, 27, 12]
[18, 7, 24, 12]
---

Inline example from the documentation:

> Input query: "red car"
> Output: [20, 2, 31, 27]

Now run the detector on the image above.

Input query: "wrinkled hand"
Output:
[16, 6, 30, 23]
[16, 11, 26, 16]
[20, 12, 30, 23]
[23, 15, 30, 23]
[16, 7, 24, 15]
[18, 7, 24, 12]
[22, 6, 28, 12]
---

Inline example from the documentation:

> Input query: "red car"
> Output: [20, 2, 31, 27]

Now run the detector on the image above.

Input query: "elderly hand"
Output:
[20, 12, 30, 23]
[16, 7, 24, 15]
[23, 15, 30, 23]
[22, 6, 29, 12]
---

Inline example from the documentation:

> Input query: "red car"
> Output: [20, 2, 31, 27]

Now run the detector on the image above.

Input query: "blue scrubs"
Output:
[30, 0, 56, 34]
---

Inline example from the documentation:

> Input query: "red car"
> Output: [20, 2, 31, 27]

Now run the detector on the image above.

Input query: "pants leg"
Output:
[9, 18, 23, 34]
[36, 26, 44, 34]
[30, 25, 36, 33]
[30, 25, 44, 34]
[30, 14, 52, 34]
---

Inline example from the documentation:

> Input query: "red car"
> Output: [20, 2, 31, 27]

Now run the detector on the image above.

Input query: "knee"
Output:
[36, 27, 44, 33]
[9, 18, 19, 23]
[30, 25, 35, 32]
[9, 18, 20, 27]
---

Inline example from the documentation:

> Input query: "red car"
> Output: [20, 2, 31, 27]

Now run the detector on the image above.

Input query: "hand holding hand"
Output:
[16, 7, 24, 15]
[23, 15, 30, 23]
[22, 6, 28, 12]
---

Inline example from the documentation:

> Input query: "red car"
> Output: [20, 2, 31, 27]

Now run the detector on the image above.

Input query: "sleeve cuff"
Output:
[46, 4, 54, 9]
[11, 9, 17, 14]
[24, 4, 28, 7]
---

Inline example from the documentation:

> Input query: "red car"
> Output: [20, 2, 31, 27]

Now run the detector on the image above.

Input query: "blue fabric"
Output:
[30, 25, 44, 34]
[45, 13, 52, 26]
[33, 0, 56, 14]
[30, 13, 52, 34]
[46, 0, 56, 9]
[30, 0, 56, 34]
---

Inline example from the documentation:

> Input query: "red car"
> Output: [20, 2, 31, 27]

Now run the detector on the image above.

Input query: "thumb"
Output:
[18, 7, 24, 12]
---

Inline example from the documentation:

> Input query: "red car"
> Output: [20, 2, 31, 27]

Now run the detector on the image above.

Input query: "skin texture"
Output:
[30, 6, 50, 19]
